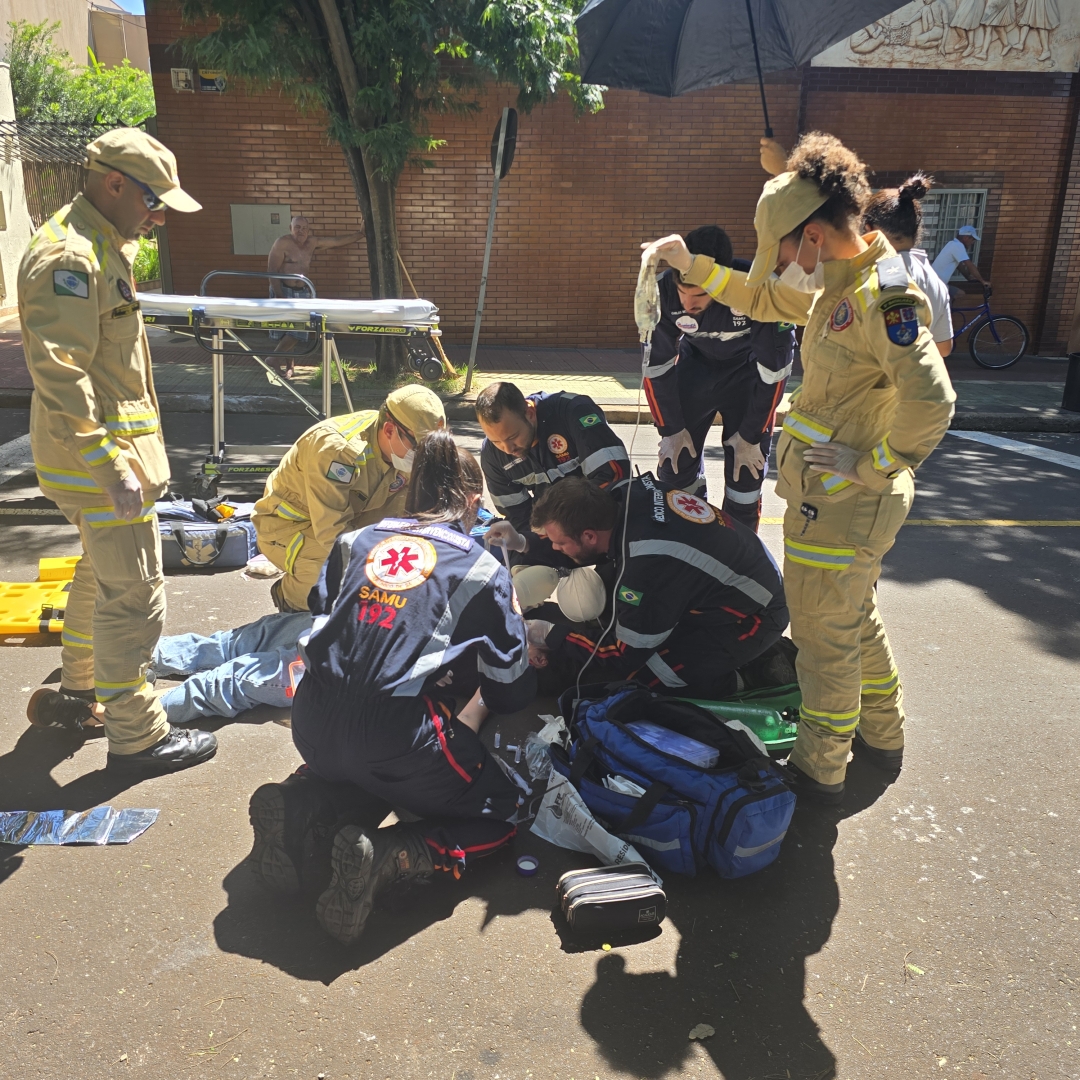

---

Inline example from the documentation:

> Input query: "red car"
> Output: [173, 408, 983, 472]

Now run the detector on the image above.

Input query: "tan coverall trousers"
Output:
[260, 525, 329, 614]
[52, 490, 170, 755]
[783, 471, 914, 785]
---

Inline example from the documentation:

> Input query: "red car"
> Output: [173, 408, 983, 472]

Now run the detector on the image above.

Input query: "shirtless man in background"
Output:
[267, 215, 365, 374]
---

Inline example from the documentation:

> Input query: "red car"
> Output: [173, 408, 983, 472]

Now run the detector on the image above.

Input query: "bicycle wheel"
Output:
[969, 315, 1029, 369]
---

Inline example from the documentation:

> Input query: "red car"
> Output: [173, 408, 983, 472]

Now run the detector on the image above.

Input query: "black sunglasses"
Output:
[120, 171, 166, 212]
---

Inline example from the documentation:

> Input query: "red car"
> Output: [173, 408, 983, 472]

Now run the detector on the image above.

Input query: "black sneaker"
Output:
[780, 761, 845, 806]
[26, 687, 104, 736]
[316, 824, 433, 945]
[106, 727, 217, 774]
[853, 729, 903, 776]
[247, 772, 349, 897]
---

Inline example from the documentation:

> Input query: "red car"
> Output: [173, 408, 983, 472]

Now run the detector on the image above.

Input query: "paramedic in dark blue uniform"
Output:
[245, 432, 534, 945]
[526, 476, 787, 699]
[646, 225, 796, 532]
[477, 381, 630, 609]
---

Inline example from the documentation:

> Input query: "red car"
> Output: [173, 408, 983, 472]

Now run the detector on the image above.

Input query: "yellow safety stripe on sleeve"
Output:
[36, 466, 104, 493]
[820, 472, 854, 494]
[871, 435, 898, 473]
[781, 409, 834, 445]
[90, 231, 108, 274]
[275, 499, 307, 522]
[852, 266, 880, 313]
[38, 210, 71, 245]
[800, 704, 861, 733]
[105, 411, 159, 436]
[784, 538, 856, 569]
[95, 676, 146, 702]
[83, 502, 156, 528]
[79, 436, 121, 468]
[861, 670, 900, 696]
[332, 410, 378, 441]
[698, 262, 732, 300]
[61, 626, 94, 650]
[284, 531, 305, 573]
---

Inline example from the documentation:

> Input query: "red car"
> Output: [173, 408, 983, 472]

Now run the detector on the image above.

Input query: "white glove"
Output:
[105, 473, 144, 521]
[658, 429, 696, 473]
[486, 519, 528, 554]
[804, 442, 864, 484]
[525, 619, 554, 648]
[724, 432, 766, 481]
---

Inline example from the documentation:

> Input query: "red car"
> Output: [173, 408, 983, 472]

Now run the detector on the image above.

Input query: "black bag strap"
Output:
[619, 781, 672, 832]
[569, 736, 600, 785]
[170, 523, 230, 566]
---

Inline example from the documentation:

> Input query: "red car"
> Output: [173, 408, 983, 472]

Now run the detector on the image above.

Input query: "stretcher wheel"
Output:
[419, 357, 444, 382]
[190, 473, 220, 501]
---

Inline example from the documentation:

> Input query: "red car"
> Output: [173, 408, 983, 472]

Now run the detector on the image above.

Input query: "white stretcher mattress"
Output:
[140, 294, 439, 326]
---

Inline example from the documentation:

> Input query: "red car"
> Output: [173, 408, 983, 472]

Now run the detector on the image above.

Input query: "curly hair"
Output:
[785, 132, 871, 235]
[863, 173, 933, 244]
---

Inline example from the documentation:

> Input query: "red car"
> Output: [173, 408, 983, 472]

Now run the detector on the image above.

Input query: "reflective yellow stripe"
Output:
[820, 472, 854, 494]
[853, 267, 879, 313]
[332, 410, 378, 441]
[784, 538, 856, 570]
[91, 231, 108, 274]
[284, 531, 305, 573]
[871, 436, 897, 473]
[61, 627, 94, 649]
[699, 262, 732, 300]
[105, 411, 159, 436]
[40, 210, 70, 244]
[36, 466, 104, 493]
[800, 704, 861, 733]
[275, 499, 307, 522]
[79, 436, 120, 467]
[95, 676, 146, 702]
[782, 409, 834, 445]
[83, 502, 155, 528]
[862, 670, 900, 696]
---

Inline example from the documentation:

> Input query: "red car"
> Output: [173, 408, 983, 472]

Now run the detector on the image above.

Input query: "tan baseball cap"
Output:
[745, 171, 830, 286]
[385, 385, 446, 438]
[85, 128, 201, 213]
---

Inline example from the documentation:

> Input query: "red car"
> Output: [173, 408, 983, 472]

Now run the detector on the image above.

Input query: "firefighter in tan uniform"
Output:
[645, 132, 955, 803]
[20, 129, 217, 773]
[253, 384, 445, 612]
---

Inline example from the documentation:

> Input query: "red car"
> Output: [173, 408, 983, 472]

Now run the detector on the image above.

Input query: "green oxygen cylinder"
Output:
[683, 699, 800, 751]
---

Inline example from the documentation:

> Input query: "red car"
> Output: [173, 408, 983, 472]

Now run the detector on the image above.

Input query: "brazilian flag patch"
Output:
[777, 322, 796, 332]
[579, 413, 601, 428]
[618, 586, 643, 606]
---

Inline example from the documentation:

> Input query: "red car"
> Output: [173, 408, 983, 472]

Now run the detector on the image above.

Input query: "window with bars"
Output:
[918, 189, 987, 277]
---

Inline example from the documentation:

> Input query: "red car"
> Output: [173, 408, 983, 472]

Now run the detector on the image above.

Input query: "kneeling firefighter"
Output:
[246, 431, 535, 944]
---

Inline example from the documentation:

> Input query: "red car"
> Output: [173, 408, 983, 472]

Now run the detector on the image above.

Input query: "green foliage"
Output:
[6, 20, 156, 126]
[178, 0, 601, 185]
[132, 235, 160, 283]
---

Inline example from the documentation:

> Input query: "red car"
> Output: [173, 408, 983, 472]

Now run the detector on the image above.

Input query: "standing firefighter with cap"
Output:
[644, 133, 955, 803]
[20, 129, 217, 773]
[253, 385, 445, 612]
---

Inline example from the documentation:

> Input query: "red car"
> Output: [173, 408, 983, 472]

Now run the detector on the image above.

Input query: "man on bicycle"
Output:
[931, 225, 989, 305]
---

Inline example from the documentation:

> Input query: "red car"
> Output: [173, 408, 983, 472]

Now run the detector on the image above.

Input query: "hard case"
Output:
[556, 864, 666, 933]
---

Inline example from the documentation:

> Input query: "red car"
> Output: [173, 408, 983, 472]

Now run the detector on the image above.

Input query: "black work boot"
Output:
[26, 687, 104, 736]
[247, 771, 354, 897]
[853, 729, 903, 777]
[780, 761, 845, 806]
[316, 824, 433, 945]
[106, 727, 217, 774]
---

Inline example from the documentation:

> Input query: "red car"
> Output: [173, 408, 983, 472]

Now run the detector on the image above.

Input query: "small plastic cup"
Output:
[516, 854, 539, 876]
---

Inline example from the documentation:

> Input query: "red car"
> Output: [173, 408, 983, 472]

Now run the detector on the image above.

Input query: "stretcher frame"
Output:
[140, 272, 454, 497]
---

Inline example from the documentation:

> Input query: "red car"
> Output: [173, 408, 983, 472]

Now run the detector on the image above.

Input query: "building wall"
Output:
[0, 63, 40, 315]
[0, 0, 87, 66]
[145, 2, 1080, 352]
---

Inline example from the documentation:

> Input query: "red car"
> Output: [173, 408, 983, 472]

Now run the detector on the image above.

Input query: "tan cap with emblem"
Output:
[745, 171, 830, 287]
[85, 128, 202, 213]
[385, 384, 446, 438]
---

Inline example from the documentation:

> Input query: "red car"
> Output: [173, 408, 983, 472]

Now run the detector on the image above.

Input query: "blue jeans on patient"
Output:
[153, 612, 313, 724]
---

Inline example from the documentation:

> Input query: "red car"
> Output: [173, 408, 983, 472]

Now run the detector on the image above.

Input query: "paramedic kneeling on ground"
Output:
[247, 431, 535, 945]
[525, 476, 788, 699]
[253, 384, 445, 613]
[644, 132, 955, 803]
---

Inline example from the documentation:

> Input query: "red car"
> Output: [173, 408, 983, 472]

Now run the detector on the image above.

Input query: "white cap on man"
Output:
[958, 225, 980, 240]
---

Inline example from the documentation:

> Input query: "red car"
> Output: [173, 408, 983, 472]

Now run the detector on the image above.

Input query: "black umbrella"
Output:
[577, 0, 910, 134]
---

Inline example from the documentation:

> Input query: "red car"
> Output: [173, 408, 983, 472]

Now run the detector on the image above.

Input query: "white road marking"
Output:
[948, 430, 1080, 472]
[0, 433, 33, 485]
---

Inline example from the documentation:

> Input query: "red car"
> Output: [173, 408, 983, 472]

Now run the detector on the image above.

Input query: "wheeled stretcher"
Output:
[140, 271, 451, 497]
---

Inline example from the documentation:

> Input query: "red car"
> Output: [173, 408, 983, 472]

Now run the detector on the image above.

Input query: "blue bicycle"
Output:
[952, 285, 1029, 369]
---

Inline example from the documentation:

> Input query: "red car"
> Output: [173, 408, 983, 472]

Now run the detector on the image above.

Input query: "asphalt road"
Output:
[0, 412, 1078, 1080]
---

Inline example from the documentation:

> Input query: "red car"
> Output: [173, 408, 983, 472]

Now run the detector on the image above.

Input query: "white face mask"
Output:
[391, 448, 415, 475]
[779, 234, 824, 293]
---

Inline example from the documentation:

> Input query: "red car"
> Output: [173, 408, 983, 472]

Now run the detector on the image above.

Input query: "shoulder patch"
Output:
[117, 279, 134, 303]
[53, 270, 89, 298]
[387, 473, 406, 494]
[876, 255, 909, 290]
[666, 490, 716, 524]
[881, 296, 920, 347]
[829, 298, 854, 333]
[578, 413, 601, 429]
[326, 460, 355, 484]
[777, 321, 796, 332]
[617, 586, 643, 607]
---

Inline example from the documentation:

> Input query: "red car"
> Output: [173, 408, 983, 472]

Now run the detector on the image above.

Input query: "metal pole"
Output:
[321, 330, 332, 419]
[463, 107, 509, 394]
[212, 330, 225, 457]
[744, 0, 773, 137]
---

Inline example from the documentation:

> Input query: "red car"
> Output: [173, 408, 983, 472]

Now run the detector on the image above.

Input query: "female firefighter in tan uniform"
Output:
[645, 133, 956, 803]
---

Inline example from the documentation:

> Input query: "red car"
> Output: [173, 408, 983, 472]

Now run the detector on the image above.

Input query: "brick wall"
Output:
[146, 2, 1080, 352]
